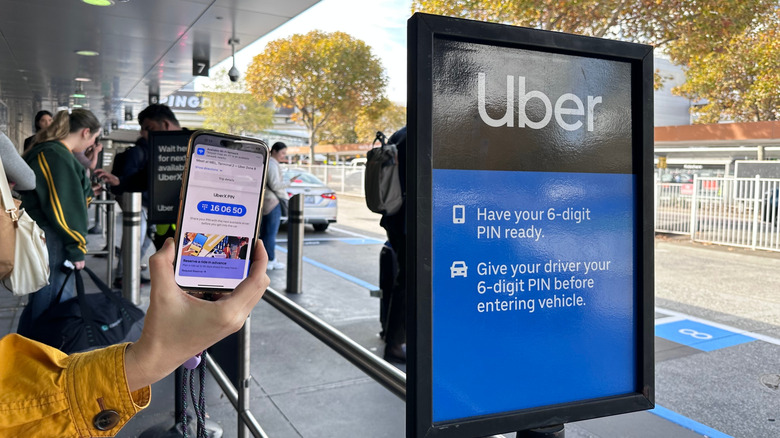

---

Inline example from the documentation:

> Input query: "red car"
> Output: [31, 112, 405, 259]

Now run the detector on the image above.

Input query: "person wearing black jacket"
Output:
[94, 104, 184, 287]
[380, 126, 407, 363]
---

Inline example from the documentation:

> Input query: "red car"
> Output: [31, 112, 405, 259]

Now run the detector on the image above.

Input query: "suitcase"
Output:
[378, 241, 397, 339]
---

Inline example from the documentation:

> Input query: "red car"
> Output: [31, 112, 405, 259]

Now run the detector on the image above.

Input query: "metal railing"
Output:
[87, 199, 117, 284]
[285, 164, 366, 197]
[204, 285, 408, 436]
[655, 175, 780, 252]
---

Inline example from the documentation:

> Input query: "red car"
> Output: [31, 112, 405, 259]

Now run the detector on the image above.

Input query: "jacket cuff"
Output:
[65, 343, 151, 437]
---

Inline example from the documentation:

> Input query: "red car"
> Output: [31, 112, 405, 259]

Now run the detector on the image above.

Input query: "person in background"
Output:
[94, 104, 184, 287]
[380, 127, 408, 363]
[16, 109, 100, 333]
[74, 134, 104, 180]
[0, 132, 35, 191]
[259, 142, 289, 271]
[0, 238, 270, 437]
[22, 110, 53, 152]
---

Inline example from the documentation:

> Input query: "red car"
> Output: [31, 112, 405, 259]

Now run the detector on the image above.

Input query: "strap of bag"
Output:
[373, 131, 386, 147]
[82, 266, 140, 323]
[73, 270, 101, 348]
[0, 155, 19, 223]
[50, 269, 74, 309]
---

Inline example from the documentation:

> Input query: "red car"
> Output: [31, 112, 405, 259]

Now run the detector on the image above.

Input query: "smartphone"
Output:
[173, 131, 269, 293]
[452, 205, 465, 224]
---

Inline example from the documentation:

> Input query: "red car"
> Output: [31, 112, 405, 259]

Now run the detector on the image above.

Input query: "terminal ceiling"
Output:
[0, 0, 321, 122]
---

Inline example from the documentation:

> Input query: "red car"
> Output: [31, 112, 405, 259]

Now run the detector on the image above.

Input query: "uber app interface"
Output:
[175, 144, 265, 289]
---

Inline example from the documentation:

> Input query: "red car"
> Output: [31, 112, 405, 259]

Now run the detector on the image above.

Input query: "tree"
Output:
[354, 99, 406, 143]
[197, 70, 274, 135]
[245, 31, 387, 161]
[674, 9, 780, 122]
[411, 0, 779, 122]
[317, 98, 406, 145]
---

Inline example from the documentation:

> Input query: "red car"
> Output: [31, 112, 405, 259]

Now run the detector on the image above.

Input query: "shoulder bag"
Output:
[24, 266, 145, 353]
[0, 155, 49, 296]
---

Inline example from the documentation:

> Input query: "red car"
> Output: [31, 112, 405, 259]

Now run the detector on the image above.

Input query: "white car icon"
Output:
[450, 261, 468, 278]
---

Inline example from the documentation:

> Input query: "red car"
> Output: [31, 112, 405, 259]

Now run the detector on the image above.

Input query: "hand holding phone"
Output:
[173, 132, 269, 294]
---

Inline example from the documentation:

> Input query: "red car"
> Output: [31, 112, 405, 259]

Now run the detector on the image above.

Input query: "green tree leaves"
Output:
[246, 31, 388, 158]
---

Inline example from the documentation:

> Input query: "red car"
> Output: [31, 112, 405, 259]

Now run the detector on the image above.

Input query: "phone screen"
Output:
[174, 135, 268, 290]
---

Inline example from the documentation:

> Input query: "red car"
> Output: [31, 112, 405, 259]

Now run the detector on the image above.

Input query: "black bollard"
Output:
[286, 194, 304, 294]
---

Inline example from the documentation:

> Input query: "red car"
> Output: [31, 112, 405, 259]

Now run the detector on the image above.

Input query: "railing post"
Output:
[653, 174, 659, 231]
[752, 175, 761, 250]
[690, 175, 699, 240]
[106, 201, 116, 286]
[121, 192, 142, 305]
[286, 194, 304, 294]
[238, 318, 251, 438]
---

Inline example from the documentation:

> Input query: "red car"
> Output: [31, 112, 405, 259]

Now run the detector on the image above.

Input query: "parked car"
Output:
[281, 168, 337, 231]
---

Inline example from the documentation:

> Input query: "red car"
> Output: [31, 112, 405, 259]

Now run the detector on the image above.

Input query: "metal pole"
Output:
[752, 174, 761, 250]
[237, 318, 251, 438]
[204, 354, 270, 438]
[106, 201, 116, 286]
[517, 425, 565, 437]
[690, 174, 699, 240]
[121, 192, 142, 305]
[286, 194, 304, 294]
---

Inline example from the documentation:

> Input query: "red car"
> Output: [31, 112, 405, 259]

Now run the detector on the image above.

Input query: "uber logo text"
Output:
[477, 72, 602, 131]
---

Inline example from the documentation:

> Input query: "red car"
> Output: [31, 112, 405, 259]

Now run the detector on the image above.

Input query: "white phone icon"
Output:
[453, 205, 465, 224]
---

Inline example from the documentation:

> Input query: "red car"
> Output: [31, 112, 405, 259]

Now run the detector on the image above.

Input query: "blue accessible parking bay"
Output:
[655, 320, 755, 352]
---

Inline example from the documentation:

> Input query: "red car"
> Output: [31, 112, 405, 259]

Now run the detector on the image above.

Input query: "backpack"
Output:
[364, 131, 403, 216]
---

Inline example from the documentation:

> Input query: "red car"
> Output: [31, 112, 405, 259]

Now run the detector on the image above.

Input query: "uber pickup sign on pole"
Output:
[407, 14, 655, 438]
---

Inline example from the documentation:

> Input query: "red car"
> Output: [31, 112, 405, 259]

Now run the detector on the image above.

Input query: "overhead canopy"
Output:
[0, 0, 321, 125]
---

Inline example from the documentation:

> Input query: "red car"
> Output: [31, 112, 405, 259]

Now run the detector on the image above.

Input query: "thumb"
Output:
[149, 238, 176, 283]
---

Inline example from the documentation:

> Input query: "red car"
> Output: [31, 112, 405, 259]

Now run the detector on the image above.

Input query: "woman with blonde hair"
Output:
[17, 109, 101, 334]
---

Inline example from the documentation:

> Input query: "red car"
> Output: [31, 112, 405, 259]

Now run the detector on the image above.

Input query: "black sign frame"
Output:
[148, 131, 192, 224]
[407, 13, 655, 438]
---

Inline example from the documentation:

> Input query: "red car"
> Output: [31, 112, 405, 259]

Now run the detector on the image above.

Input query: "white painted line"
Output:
[655, 306, 780, 346]
[329, 226, 384, 240]
[654, 315, 685, 326]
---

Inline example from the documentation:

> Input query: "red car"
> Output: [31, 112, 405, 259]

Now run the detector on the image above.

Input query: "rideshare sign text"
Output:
[431, 38, 637, 422]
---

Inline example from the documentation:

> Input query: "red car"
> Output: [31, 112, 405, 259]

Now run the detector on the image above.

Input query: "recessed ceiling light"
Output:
[75, 77, 92, 82]
[82, 0, 114, 6]
[72, 104, 84, 108]
[75, 50, 100, 56]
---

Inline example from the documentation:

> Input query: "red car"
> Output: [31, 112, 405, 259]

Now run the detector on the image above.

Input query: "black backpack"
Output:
[364, 131, 403, 216]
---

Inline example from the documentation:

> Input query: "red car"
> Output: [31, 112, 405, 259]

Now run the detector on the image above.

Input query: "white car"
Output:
[281, 168, 337, 231]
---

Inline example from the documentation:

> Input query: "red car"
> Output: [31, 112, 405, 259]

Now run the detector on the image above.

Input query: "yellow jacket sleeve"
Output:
[0, 334, 151, 437]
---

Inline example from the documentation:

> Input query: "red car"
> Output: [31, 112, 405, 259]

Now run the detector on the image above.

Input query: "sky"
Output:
[204, 0, 413, 104]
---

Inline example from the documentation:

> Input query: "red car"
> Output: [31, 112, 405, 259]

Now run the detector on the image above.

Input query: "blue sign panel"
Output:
[432, 169, 636, 421]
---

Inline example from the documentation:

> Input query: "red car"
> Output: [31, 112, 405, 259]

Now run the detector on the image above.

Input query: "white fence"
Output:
[655, 175, 780, 252]
[289, 164, 367, 197]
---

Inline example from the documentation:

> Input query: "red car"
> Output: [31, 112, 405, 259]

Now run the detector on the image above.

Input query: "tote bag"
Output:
[0, 155, 49, 296]
[24, 267, 145, 353]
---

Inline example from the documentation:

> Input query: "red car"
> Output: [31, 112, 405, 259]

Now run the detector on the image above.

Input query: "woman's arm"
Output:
[0, 238, 269, 436]
[0, 133, 35, 190]
[125, 238, 269, 391]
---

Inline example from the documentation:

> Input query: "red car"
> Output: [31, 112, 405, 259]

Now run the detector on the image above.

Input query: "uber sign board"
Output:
[407, 14, 654, 437]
